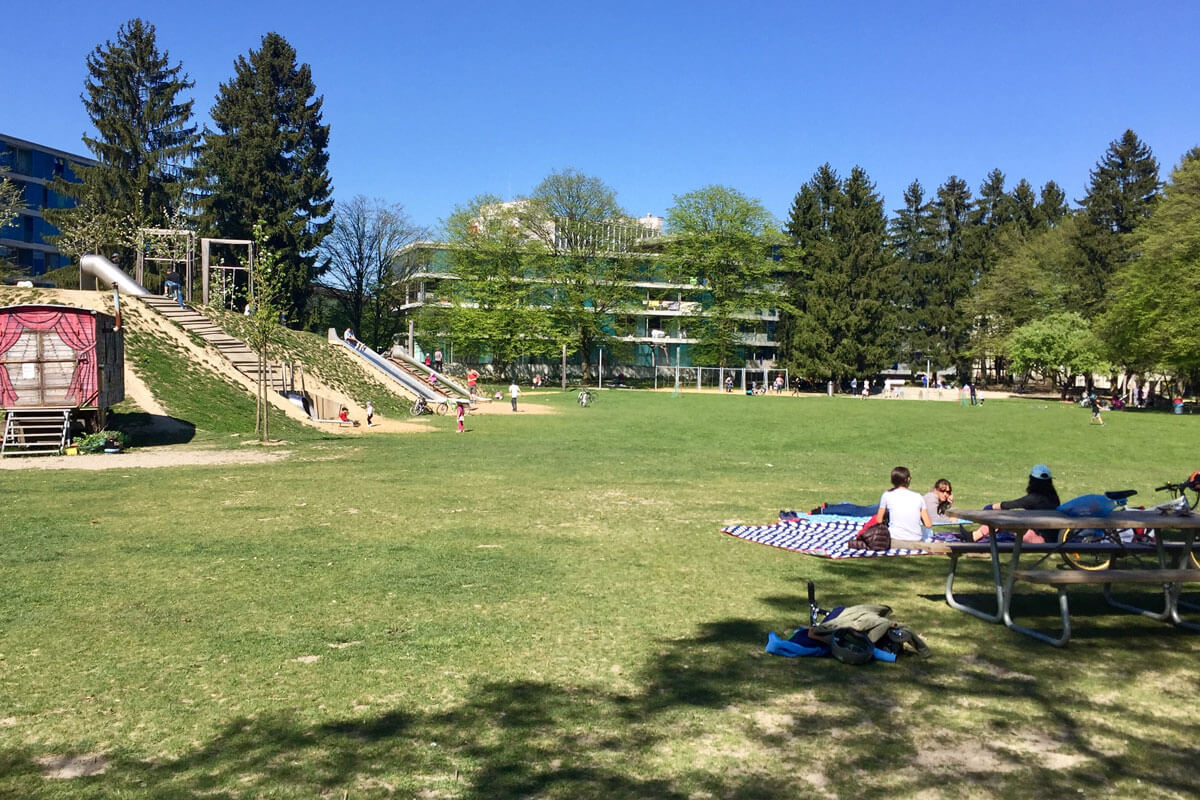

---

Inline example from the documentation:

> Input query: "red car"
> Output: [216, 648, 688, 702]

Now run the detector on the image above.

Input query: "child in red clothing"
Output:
[456, 402, 465, 433]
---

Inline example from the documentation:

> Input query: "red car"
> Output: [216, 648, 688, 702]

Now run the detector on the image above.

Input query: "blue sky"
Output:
[7, 1, 1199, 232]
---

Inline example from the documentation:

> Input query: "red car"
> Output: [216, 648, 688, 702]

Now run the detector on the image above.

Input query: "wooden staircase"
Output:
[1, 408, 72, 457]
[139, 296, 286, 391]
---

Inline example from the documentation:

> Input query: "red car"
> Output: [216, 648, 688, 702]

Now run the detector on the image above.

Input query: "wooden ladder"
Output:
[1, 408, 72, 457]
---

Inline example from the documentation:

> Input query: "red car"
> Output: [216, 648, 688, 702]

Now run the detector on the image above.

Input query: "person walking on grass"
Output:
[509, 381, 520, 412]
[456, 401, 466, 433]
[1089, 394, 1104, 426]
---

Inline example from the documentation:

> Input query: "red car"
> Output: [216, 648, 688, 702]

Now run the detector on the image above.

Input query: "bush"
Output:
[73, 430, 131, 453]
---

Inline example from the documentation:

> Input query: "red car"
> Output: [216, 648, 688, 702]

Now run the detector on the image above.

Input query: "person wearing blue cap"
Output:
[973, 464, 1061, 543]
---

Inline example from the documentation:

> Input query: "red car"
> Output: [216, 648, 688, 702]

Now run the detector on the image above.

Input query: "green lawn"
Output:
[2, 390, 1199, 798]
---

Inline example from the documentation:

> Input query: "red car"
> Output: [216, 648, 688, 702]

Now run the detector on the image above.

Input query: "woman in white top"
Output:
[872, 466, 933, 542]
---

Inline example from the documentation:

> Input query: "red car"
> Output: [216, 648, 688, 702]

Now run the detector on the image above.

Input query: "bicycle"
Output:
[578, 390, 594, 407]
[409, 397, 450, 416]
[1061, 478, 1200, 571]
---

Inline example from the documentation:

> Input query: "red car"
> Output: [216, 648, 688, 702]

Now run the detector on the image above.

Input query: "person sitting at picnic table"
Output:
[972, 463, 1061, 543]
[923, 478, 960, 523]
[871, 466, 933, 543]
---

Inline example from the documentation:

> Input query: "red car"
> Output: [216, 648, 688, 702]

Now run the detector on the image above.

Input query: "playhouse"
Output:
[0, 304, 124, 454]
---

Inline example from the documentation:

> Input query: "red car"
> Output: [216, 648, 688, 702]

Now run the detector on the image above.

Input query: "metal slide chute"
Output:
[385, 346, 473, 401]
[79, 255, 150, 296]
[333, 332, 443, 402]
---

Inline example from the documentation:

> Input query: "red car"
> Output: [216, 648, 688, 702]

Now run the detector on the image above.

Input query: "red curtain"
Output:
[0, 309, 97, 407]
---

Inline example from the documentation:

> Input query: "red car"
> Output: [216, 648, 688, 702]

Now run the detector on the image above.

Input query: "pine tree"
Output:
[781, 165, 892, 384]
[47, 18, 197, 266]
[197, 32, 333, 325]
[1037, 181, 1069, 227]
[1071, 129, 1160, 315]
[888, 180, 938, 368]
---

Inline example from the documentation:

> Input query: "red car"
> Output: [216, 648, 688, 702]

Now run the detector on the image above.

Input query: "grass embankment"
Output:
[2, 391, 1199, 798]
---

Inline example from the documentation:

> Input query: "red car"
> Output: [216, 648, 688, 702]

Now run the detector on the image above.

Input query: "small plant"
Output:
[73, 430, 131, 453]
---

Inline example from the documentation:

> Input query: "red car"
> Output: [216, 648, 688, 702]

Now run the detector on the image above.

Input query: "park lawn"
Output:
[1, 390, 1199, 798]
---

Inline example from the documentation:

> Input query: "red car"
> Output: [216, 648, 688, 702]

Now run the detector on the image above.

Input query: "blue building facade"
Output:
[0, 133, 93, 276]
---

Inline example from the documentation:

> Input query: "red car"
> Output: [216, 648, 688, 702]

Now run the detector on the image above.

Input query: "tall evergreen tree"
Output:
[888, 180, 938, 366]
[47, 18, 197, 266]
[1070, 129, 1160, 315]
[923, 176, 975, 374]
[781, 165, 892, 383]
[197, 32, 333, 325]
[1037, 180, 1070, 227]
[781, 164, 842, 379]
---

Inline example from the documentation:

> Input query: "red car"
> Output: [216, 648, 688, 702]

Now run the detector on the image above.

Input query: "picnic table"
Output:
[941, 508, 1200, 646]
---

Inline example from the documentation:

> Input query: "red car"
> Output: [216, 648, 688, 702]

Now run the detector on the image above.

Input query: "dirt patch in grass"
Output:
[35, 752, 109, 779]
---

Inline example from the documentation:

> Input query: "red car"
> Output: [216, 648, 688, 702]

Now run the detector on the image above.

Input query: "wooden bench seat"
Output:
[1012, 568, 1200, 585]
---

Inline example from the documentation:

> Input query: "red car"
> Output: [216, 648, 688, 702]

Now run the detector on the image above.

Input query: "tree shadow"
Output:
[108, 410, 196, 446]
[6, 592, 1200, 798]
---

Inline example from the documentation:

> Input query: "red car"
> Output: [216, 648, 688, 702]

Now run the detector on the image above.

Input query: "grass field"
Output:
[2, 388, 1200, 798]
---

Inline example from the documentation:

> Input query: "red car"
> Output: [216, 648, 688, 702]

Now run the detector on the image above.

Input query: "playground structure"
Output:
[136, 228, 196, 302]
[0, 304, 124, 455]
[333, 330, 472, 409]
[77, 253, 353, 430]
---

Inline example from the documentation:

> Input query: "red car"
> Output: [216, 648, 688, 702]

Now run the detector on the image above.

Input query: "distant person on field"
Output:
[365, 401, 374, 427]
[456, 401, 466, 433]
[467, 368, 479, 399]
[509, 381, 520, 411]
[724, 375, 733, 392]
[1089, 394, 1104, 426]
[434, 348, 443, 372]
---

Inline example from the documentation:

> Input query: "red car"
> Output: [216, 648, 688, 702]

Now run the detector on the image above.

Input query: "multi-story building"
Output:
[394, 209, 781, 370]
[0, 133, 94, 276]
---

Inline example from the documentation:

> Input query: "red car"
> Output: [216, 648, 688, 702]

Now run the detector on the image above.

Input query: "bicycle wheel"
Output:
[409, 401, 423, 417]
[1061, 528, 1113, 571]
[435, 402, 449, 416]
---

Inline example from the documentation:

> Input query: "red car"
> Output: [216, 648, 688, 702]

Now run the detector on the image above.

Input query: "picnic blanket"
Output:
[722, 514, 959, 559]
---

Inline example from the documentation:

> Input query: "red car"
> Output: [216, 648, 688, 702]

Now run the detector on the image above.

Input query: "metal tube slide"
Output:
[337, 336, 439, 401]
[387, 346, 472, 399]
[79, 254, 150, 296]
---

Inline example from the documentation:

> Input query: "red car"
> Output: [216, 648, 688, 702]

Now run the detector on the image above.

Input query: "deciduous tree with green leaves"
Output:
[519, 169, 645, 383]
[47, 18, 198, 266]
[667, 185, 792, 368]
[1006, 311, 1107, 396]
[246, 221, 287, 441]
[1102, 149, 1200, 382]
[197, 32, 333, 327]
[435, 195, 556, 379]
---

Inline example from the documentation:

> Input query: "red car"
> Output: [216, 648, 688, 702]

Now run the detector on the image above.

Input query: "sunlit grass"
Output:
[1, 389, 1198, 798]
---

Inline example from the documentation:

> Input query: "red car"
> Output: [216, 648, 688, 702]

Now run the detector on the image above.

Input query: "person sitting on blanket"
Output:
[871, 466, 933, 543]
[972, 463, 1061, 544]
[923, 478, 960, 523]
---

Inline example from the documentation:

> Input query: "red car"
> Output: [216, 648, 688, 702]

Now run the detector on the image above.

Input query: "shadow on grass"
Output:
[6, 597, 1200, 797]
[109, 411, 196, 447]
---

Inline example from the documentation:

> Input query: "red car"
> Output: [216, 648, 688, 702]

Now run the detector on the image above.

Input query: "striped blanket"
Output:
[722, 514, 957, 559]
